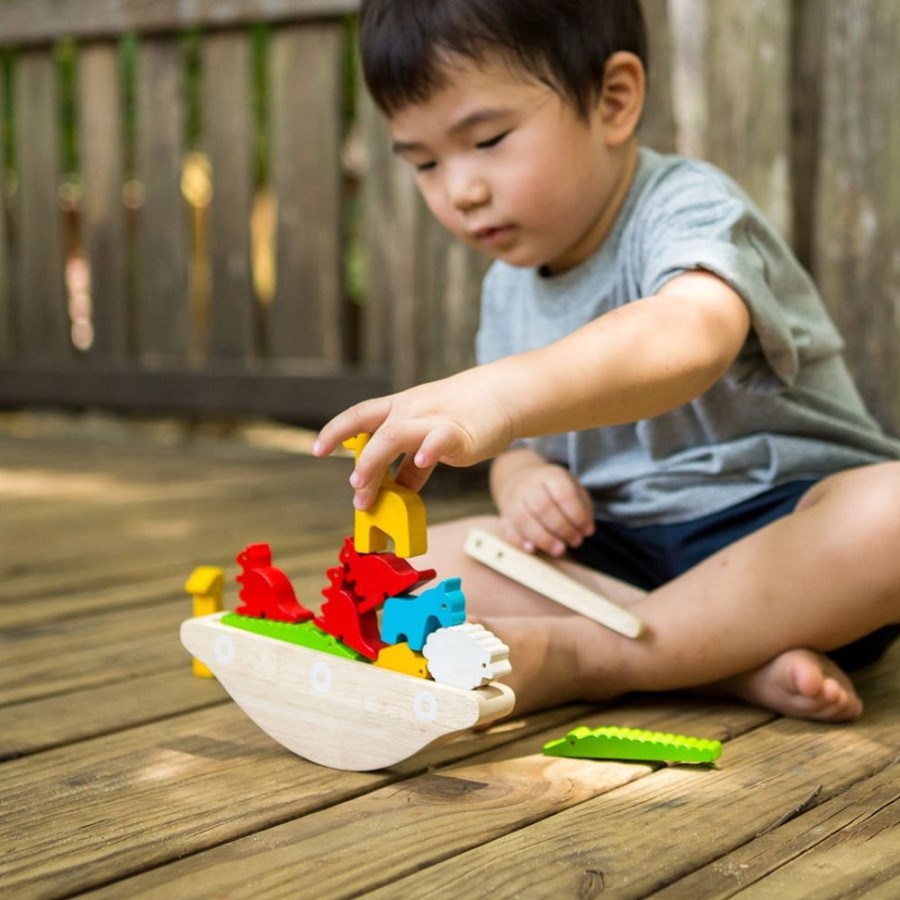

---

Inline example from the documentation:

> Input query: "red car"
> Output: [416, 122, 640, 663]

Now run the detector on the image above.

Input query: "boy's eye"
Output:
[476, 131, 509, 149]
[415, 160, 437, 173]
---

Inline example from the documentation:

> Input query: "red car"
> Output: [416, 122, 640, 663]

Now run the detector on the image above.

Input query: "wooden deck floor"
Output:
[2, 423, 898, 899]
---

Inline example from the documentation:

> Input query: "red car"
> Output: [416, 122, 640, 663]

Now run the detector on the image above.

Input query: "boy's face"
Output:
[389, 53, 636, 274]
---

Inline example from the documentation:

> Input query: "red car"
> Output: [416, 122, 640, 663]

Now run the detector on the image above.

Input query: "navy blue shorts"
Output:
[569, 480, 899, 671]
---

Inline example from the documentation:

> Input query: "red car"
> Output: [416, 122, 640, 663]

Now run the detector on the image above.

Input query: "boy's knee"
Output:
[819, 462, 900, 554]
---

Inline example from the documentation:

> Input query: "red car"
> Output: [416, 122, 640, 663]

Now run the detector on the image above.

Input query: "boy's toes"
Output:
[725, 648, 862, 722]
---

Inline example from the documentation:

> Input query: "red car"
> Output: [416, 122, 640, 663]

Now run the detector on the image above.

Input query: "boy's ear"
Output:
[597, 51, 645, 145]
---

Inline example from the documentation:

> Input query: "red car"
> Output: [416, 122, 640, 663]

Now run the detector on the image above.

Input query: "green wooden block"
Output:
[543, 725, 722, 764]
[221, 613, 367, 662]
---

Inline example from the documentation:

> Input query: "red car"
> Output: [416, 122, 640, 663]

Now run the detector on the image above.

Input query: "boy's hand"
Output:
[312, 370, 517, 509]
[492, 451, 595, 557]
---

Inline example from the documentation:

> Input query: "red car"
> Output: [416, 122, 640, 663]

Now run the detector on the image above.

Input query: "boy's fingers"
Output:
[313, 398, 391, 457]
[415, 424, 469, 468]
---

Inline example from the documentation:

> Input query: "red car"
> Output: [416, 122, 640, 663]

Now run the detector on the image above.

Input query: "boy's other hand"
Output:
[494, 457, 595, 557]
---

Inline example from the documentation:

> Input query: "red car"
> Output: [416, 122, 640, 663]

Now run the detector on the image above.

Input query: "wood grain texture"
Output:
[78, 41, 129, 361]
[0, 0, 360, 47]
[203, 30, 257, 361]
[651, 759, 900, 898]
[269, 23, 345, 362]
[1, 429, 898, 899]
[0, 61, 9, 356]
[813, 0, 900, 434]
[704, 0, 793, 237]
[135, 36, 190, 363]
[362, 657, 900, 899]
[14, 49, 69, 358]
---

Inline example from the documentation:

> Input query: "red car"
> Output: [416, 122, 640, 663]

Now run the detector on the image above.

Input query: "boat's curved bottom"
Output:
[181, 613, 516, 771]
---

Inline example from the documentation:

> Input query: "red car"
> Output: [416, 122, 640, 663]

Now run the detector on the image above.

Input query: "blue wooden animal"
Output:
[380, 578, 466, 651]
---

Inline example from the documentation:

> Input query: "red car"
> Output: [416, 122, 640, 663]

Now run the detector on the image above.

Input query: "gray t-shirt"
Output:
[476, 147, 900, 525]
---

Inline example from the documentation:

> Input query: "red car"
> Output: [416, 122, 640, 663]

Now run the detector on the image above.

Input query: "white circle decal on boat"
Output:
[310, 660, 332, 693]
[213, 633, 235, 666]
[413, 691, 438, 722]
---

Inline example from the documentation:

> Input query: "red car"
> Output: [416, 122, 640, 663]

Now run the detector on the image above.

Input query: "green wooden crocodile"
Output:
[543, 725, 722, 764]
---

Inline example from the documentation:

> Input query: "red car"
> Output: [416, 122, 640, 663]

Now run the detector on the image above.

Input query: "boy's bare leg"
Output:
[422, 463, 900, 720]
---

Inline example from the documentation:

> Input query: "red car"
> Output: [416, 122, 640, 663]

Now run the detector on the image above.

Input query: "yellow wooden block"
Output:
[374, 642, 430, 680]
[185, 566, 225, 678]
[355, 483, 427, 558]
[343, 433, 428, 558]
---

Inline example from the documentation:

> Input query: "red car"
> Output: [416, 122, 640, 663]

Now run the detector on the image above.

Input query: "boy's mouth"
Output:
[471, 225, 514, 247]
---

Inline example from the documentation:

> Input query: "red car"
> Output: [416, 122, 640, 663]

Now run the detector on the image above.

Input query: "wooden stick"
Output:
[464, 528, 645, 639]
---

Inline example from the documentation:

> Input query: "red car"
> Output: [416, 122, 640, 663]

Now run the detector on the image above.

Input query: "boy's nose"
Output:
[449, 173, 490, 212]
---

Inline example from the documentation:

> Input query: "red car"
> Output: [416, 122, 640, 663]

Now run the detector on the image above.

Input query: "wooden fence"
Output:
[0, 0, 898, 434]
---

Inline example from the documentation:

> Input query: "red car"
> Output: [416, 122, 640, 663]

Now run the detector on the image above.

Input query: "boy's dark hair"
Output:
[359, 0, 648, 119]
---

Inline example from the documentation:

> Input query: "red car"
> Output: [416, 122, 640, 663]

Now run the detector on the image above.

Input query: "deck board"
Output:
[1, 424, 897, 899]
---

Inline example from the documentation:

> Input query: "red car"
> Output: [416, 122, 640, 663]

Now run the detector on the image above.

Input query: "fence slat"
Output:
[703, 0, 793, 237]
[358, 86, 393, 371]
[790, 0, 825, 273]
[639, 0, 677, 154]
[78, 41, 129, 361]
[0, 0, 360, 48]
[0, 60, 10, 356]
[813, 0, 900, 434]
[135, 36, 190, 364]
[418, 218, 486, 384]
[14, 49, 69, 358]
[203, 31, 256, 362]
[269, 22, 345, 362]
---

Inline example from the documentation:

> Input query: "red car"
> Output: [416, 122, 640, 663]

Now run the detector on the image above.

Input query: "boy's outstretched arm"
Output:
[314, 271, 750, 509]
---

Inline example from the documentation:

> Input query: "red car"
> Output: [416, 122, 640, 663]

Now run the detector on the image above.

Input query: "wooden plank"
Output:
[0, 0, 360, 48]
[790, 0, 826, 273]
[0, 684, 599, 897]
[0, 363, 390, 423]
[387, 157, 430, 389]
[649, 760, 900, 898]
[78, 41, 129, 361]
[0, 705, 386, 898]
[703, 0, 793, 237]
[2, 670, 227, 761]
[465, 528, 645, 638]
[361, 652, 900, 898]
[14, 48, 69, 359]
[420, 212, 487, 383]
[0, 59, 9, 356]
[0, 599, 194, 705]
[269, 22, 346, 363]
[639, 0, 678, 154]
[812, 0, 900, 436]
[135, 36, 190, 364]
[203, 31, 257, 361]
[75, 700, 767, 899]
[358, 86, 394, 370]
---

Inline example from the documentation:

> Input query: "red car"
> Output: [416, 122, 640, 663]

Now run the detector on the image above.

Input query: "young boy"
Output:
[314, 0, 900, 720]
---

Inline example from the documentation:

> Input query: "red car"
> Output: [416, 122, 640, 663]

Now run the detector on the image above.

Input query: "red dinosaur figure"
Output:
[338, 536, 435, 611]
[235, 542, 314, 623]
[315, 565, 386, 660]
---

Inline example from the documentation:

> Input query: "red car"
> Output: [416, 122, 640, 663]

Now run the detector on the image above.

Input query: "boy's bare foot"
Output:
[719, 649, 863, 721]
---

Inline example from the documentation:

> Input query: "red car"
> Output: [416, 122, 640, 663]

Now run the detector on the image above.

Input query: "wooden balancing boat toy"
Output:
[180, 610, 514, 771]
[181, 434, 515, 771]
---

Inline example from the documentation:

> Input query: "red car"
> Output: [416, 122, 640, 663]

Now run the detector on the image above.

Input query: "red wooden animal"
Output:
[315, 565, 386, 660]
[338, 536, 435, 610]
[235, 543, 314, 623]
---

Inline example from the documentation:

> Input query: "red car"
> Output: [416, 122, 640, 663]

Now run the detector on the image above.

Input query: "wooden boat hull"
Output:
[181, 613, 516, 771]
